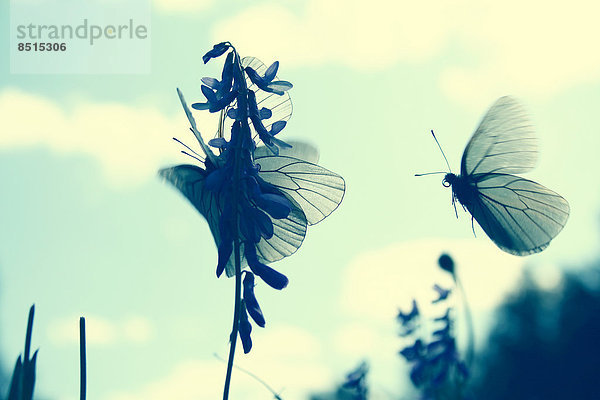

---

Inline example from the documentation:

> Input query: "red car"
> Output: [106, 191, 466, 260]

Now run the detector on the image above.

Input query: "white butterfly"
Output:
[160, 86, 344, 276]
[442, 96, 570, 256]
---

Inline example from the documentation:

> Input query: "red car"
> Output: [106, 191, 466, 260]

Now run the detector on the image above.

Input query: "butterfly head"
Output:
[442, 173, 457, 188]
[442, 173, 463, 217]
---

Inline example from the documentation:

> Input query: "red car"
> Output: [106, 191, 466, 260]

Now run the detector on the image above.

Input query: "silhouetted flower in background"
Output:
[398, 254, 470, 400]
[433, 284, 452, 304]
[342, 361, 369, 400]
[438, 253, 455, 276]
[398, 299, 420, 335]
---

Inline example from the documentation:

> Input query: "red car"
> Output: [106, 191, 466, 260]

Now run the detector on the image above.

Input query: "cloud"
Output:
[105, 324, 333, 400]
[48, 314, 153, 346]
[439, 0, 600, 106]
[212, 0, 600, 104]
[340, 238, 525, 321]
[153, 0, 214, 13]
[212, 0, 450, 70]
[104, 359, 230, 400]
[0, 88, 218, 187]
[122, 316, 153, 343]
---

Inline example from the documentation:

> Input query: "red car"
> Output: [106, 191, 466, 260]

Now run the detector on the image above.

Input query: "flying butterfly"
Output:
[421, 96, 569, 256]
[160, 66, 345, 275]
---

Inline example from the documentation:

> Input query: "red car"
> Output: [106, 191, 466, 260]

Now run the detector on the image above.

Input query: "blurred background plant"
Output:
[311, 253, 600, 400]
[2, 306, 85, 400]
[7, 306, 37, 400]
[310, 361, 369, 400]
[396, 254, 470, 400]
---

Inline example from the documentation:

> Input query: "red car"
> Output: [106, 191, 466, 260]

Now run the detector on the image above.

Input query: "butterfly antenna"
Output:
[181, 151, 203, 163]
[414, 171, 447, 177]
[173, 137, 205, 160]
[430, 130, 452, 173]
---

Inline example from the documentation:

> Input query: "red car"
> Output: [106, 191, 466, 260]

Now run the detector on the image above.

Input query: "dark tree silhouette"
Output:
[471, 266, 600, 400]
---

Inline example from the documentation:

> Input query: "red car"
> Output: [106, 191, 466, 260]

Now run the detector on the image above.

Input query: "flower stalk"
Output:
[223, 49, 249, 400]
[160, 40, 344, 398]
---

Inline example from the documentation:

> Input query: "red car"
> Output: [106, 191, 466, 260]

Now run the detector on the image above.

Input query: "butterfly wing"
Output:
[159, 165, 223, 246]
[159, 165, 308, 276]
[219, 57, 293, 142]
[253, 201, 307, 266]
[461, 173, 570, 255]
[255, 151, 345, 225]
[243, 56, 293, 132]
[461, 96, 537, 176]
[254, 140, 320, 164]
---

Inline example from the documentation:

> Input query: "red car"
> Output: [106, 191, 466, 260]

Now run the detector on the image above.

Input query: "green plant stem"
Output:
[80, 317, 87, 400]
[455, 274, 475, 368]
[222, 240, 242, 400]
[222, 47, 249, 400]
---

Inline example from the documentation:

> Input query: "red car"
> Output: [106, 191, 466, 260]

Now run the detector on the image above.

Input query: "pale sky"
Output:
[1, 1, 600, 399]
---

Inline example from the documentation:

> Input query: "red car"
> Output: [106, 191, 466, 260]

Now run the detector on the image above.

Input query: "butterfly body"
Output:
[444, 172, 476, 210]
[439, 97, 570, 256]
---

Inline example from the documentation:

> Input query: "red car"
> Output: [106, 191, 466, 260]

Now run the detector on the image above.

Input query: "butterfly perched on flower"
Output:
[160, 56, 345, 279]
[432, 96, 569, 256]
[161, 43, 345, 359]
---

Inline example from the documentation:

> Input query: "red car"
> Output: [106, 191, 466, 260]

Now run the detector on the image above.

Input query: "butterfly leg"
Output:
[451, 194, 459, 219]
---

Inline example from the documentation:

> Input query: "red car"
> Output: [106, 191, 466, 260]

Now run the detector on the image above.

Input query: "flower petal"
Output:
[202, 42, 230, 64]
[243, 272, 266, 327]
[201, 85, 217, 103]
[264, 61, 279, 82]
[201, 77, 221, 90]
[239, 301, 253, 353]
[270, 120, 286, 136]
[255, 193, 292, 219]
[244, 244, 288, 289]
[216, 239, 232, 277]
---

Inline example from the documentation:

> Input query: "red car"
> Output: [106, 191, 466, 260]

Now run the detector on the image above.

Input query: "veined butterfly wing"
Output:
[450, 96, 569, 256]
[160, 142, 344, 273]
[461, 96, 537, 176]
[159, 165, 308, 277]
[219, 57, 293, 142]
[243, 57, 293, 132]
[160, 165, 223, 245]
[254, 142, 345, 225]
[252, 140, 345, 266]
[254, 140, 320, 164]
[459, 173, 570, 255]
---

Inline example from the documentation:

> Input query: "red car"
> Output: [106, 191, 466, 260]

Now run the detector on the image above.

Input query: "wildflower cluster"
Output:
[162, 42, 344, 398]
[162, 42, 299, 352]
[398, 254, 470, 400]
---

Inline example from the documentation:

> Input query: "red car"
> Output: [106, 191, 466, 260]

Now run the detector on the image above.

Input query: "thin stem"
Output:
[80, 317, 87, 400]
[223, 48, 247, 400]
[214, 353, 283, 399]
[455, 274, 475, 368]
[222, 240, 242, 400]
